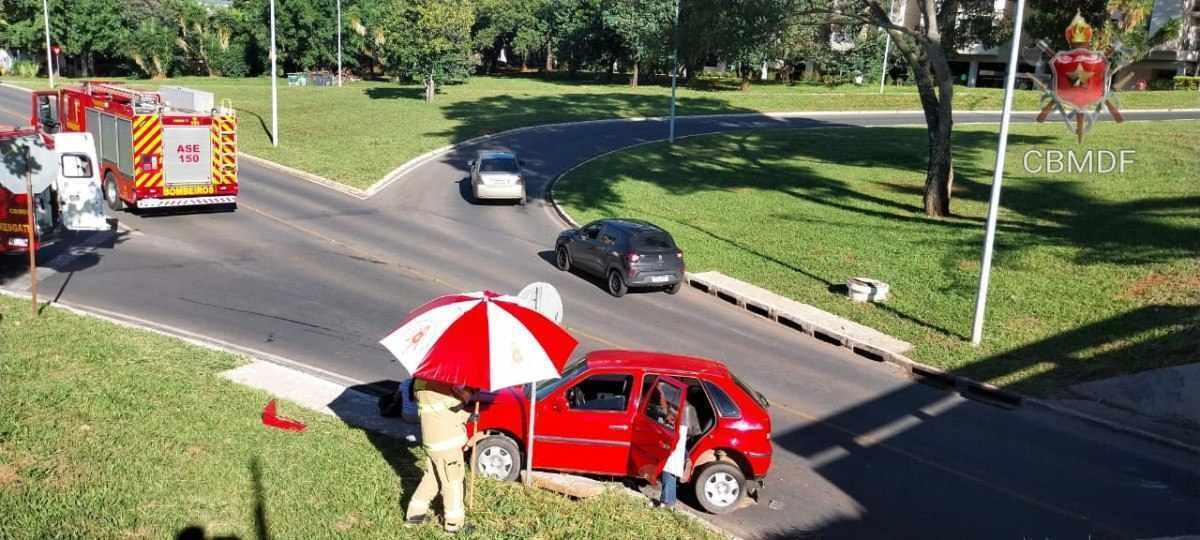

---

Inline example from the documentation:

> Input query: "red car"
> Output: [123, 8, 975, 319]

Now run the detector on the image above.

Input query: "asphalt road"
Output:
[2, 84, 1198, 539]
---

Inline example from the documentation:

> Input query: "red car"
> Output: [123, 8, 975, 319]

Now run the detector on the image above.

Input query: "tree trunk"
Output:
[629, 62, 639, 88]
[544, 45, 554, 73]
[425, 75, 435, 102]
[912, 53, 954, 217]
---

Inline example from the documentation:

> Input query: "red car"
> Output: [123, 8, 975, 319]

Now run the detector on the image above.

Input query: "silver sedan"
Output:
[469, 150, 525, 204]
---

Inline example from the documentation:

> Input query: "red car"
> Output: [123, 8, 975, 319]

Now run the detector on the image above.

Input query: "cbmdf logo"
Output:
[1034, 13, 1124, 142]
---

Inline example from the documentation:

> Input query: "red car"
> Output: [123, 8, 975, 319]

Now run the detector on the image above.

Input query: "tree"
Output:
[674, 0, 795, 89]
[796, 0, 1000, 216]
[59, 0, 127, 77]
[473, 0, 546, 73]
[602, 0, 674, 87]
[345, 0, 389, 76]
[128, 18, 176, 78]
[380, 0, 476, 102]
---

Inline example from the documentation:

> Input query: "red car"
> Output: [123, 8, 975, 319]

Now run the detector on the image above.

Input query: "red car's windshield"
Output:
[530, 358, 588, 401]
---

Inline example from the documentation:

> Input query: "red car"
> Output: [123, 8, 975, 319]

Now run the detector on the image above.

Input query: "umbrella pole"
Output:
[467, 400, 480, 509]
[525, 381, 536, 485]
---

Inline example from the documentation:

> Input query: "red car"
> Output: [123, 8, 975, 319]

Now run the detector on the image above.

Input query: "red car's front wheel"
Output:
[472, 434, 521, 482]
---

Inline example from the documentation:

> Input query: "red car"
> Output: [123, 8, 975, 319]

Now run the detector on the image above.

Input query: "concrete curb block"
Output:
[1025, 398, 1200, 455]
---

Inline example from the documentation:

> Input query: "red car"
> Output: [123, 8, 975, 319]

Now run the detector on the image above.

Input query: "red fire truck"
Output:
[30, 81, 238, 211]
[1, 125, 108, 255]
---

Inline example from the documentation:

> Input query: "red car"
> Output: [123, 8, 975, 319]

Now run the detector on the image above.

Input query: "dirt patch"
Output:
[0, 463, 21, 490]
[1118, 267, 1200, 303]
[1120, 273, 1171, 299]
[335, 511, 364, 531]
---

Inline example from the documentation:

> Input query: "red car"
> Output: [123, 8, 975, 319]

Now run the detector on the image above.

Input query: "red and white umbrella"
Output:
[381, 289, 578, 485]
[379, 290, 577, 391]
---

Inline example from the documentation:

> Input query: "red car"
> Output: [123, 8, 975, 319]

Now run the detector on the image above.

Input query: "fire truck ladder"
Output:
[83, 81, 162, 113]
[214, 99, 237, 173]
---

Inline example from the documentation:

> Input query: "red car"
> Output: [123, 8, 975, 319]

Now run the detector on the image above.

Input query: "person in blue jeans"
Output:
[660, 402, 698, 508]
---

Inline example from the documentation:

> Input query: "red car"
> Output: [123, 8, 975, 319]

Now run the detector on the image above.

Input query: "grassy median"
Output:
[4, 75, 1197, 189]
[0, 295, 718, 539]
[553, 120, 1199, 396]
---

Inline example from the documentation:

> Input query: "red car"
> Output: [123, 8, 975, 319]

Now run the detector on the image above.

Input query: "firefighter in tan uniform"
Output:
[406, 378, 474, 533]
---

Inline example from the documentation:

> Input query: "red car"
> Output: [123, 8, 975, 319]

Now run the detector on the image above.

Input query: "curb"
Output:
[238, 152, 369, 199]
[544, 145, 1200, 457]
[0, 288, 365, 389]
[1025, 398, 1200, 455]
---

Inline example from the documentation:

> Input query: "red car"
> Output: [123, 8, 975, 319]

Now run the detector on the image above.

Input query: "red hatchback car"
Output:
[468, 350, 772, 514]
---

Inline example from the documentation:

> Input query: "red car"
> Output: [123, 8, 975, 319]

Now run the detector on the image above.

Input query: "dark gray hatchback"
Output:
[554, 219, 685, 297]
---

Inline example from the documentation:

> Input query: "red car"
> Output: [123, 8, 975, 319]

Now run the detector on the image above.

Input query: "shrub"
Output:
[1148, 78, 1175, 90]
[1174, 75, 1200, 91]
[13, 60, 40, 78]
[215, 42, 249, 78]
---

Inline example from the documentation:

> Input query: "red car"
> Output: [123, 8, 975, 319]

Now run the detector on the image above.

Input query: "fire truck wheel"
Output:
[103, 173, 123, 211]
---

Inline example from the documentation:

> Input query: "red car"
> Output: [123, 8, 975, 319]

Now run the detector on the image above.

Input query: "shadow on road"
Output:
[0, 223, 133, 291]
[757, 308, 1200, 539]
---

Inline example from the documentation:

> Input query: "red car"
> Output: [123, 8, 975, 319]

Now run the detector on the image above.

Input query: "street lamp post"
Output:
[42, 0, 53, 88]
[270, 0, 279, 147]
[668, 0, 680, 143]
[970, 0, 1027, 346]
[878, 0, 897, 94]
[337, 0, 343, 87]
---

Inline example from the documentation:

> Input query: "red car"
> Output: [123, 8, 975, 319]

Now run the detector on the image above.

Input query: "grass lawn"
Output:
[4, 74, 1197, 189]
[553, 120, 1199, 396]
[0, 295, 718, 539]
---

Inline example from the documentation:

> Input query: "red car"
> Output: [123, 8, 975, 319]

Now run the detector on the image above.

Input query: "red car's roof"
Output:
[584, 349, 731, 378]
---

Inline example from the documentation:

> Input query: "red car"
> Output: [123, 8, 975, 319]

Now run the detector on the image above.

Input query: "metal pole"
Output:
[524, 381, 536, 485]
[878, 0, 896, 94]
[270, 0, 279, 147]
[25, 145, 38, 317]
[336, 0, 343, 87]
[42, 0, 53, 88]
[668, 0, 680, 143]
[970, 0, 1026, 346]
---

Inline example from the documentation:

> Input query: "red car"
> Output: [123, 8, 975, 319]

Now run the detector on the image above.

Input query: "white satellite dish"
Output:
[518, 282, 564, 324]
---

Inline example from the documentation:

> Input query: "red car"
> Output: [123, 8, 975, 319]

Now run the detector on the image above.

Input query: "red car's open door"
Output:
[629, 375, 687, 483]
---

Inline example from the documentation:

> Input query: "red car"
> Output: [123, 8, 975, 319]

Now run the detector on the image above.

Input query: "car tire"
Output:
[693, 462, 746, 514]
[607, 269, 627, 298]
[555, 246, 571, 271]
[665, 281, 682, 295]
[472, 434, 521, 482]
[103, 172, 123, 211]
